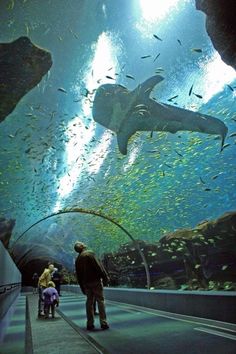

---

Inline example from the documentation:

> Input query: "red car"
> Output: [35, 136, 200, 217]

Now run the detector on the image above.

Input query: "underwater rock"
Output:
[196, 211, 236, 236]
[0, 37, 52, 123]
[162, 228, 202, 241]
[161, 211, 236, 242]
[104, 211, 236, 289]
[152, 275, 177, 290]
[196, 0, 236, 70]
[0, 217, 15, 248]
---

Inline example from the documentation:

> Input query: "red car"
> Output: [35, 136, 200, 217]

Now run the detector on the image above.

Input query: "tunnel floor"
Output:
[2, 291, 236, 353]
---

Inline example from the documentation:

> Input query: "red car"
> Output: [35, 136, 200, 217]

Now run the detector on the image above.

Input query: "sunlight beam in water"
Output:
[136, 0, 185, 37]
[198, 52, 236, 104]
[139, 0, 182, 22]
[53, 32, 121, 212]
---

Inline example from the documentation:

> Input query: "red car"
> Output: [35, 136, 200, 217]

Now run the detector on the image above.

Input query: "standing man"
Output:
[74, 241, 109, 330]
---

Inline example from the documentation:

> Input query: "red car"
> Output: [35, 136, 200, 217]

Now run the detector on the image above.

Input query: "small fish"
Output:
[126, 74, 135, 80]
[164, 163, 172, 168]
[25, 23, 30, 36]
[229, 132, 236, 137]
[221, 143, 230, 151]
[188, 84, 194, 96]
[44, 28, 51, 35]
[141, 55, 151, 59]
[191, 48, 202, 53]
[227, 84, 234, 92]
[25, 148, 31, 154]
[167, 95, 178, 101]
[153, 34, 162, 41]
[153, 53, 160, 62]
[177, 39, 182, 46]
[174, 149, 183, 157]
[8, 134, 15, 138]
[199, 177, 206, 184]
[204, 188, 211, 191]
[106, 75, 115, 80]
[193, 92, 203, 99]
[150, 131, 153, 138]
[212, 175, 219, 180]
[58, 87, 67, 93]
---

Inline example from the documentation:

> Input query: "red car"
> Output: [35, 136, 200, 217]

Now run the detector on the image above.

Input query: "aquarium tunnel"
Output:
[0, 0, 236, 353]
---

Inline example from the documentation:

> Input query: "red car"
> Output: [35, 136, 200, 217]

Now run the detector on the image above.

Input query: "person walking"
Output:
[37, 263, 55, 317]
[32, 272, 39, 294]
[43, 281, 59, 319]
[74, 241, 109, 330]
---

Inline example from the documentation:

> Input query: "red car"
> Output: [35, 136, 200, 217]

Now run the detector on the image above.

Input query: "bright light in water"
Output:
[79, 31, 122, 117]
[139, 0, 181, 22]
[136, 0, 185, 37]
[123, 144, 142, 172]
[198, 52, 236, 104]
[53, 32, 121, 212]
[87, 131, 113, 174]
[56, 116, 95, 200]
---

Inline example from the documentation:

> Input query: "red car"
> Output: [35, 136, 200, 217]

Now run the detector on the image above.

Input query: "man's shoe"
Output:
[87, 325, 95, 330]
[101, 324, 109, 330]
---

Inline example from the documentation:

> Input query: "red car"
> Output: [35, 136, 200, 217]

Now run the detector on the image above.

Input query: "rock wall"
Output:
[196, 0, 236, 70]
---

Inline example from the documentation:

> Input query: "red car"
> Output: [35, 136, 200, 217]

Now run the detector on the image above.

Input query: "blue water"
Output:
[0, 0, 235, 267]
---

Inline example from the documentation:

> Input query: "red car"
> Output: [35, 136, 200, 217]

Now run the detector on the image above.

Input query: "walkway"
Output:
[2, 291, 236, 353]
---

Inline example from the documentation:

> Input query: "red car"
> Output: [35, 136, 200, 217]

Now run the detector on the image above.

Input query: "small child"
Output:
[42, 281, 59, 319]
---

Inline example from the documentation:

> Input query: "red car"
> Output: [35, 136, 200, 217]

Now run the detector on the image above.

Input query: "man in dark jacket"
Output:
[74, 241, 109, 330]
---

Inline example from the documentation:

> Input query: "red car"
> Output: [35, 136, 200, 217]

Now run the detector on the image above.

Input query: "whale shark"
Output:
[92, 75, 228, 155]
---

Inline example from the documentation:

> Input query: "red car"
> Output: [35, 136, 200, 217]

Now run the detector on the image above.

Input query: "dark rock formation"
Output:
[196, 0, 236, 70]
[0, 37, 52, 123]
[161, 210, 236, 241]
[104, 211, 236, 290]
[0, 217, 15, 248]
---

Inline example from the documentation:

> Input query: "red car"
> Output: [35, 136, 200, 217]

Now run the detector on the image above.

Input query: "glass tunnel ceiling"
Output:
[0, 0, 236, 265]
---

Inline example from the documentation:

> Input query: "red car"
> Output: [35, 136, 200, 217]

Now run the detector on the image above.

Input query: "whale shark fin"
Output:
[134, 75, 164, 99]
[117, 131, 129, 155]
[117, 125, 136, 155]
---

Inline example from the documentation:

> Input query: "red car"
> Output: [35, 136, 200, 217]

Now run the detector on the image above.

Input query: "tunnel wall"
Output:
[62, 285, 236, 324]
[0, 241, 21, 341]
